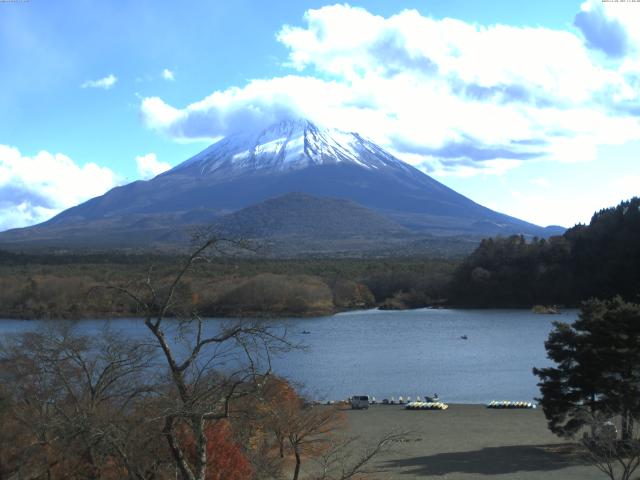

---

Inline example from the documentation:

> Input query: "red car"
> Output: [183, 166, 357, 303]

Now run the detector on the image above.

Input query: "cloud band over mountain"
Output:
[140, 1, 640, 177]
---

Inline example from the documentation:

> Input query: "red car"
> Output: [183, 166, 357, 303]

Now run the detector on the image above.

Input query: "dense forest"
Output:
[448, 197, 640, 307]
[0, 252, 456, 319]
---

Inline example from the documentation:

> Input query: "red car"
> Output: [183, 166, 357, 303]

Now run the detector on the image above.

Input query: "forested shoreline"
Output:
[2, 197, 639, 319]
[448, 197, 640, 307]
[0, 253, 455, 319]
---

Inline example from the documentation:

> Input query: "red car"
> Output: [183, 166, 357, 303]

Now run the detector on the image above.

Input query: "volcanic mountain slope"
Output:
[0, 118, 564, 250]
[217, 192, 407, 238]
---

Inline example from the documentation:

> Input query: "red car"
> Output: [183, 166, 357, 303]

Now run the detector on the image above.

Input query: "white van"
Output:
[350, 395, 370, 409]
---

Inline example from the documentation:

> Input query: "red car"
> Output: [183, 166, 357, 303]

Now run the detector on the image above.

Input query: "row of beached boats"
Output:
[486, 400, 536, 409]
[377, 395, 440, 405]
[337, 396, 538, 410]
[405, 401, 449, 410]
[347, 395, 441, 409]
[406, 400, 536, 410]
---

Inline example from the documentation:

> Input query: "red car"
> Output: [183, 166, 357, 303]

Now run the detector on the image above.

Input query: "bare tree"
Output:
[0, 324, 165, 480]
[286, 404, 343, 480]
[249, 376, 405, 480]
[311, 432, 406, 480]
[101, 234, 292, 480]
[581, 409, 640, 480]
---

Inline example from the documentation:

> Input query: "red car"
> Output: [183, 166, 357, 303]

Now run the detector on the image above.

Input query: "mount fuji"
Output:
[0, 118, 563, 252]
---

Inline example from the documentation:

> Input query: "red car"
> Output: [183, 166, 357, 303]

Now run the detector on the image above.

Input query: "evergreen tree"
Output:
[534, 297, 640, 440]
[449, 197, 640, 307]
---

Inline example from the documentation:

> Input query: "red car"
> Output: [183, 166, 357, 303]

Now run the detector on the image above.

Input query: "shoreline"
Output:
[0, 305, 578, 322]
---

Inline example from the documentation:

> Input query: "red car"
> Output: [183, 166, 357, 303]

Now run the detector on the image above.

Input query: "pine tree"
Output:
[534, 297, 640, 440]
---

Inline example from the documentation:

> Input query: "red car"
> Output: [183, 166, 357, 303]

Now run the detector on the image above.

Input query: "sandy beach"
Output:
[335, 404, 604, 480]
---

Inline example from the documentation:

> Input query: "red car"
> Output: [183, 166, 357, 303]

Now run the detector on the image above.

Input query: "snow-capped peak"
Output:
[168, 117, 414, 179]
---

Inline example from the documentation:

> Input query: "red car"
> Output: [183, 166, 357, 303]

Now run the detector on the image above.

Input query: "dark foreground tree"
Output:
[534, 297, 640, 440]
[534, 297, 640, 480]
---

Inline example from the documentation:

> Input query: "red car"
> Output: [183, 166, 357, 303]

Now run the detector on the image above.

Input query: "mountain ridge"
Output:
[0, 117, 565, 251]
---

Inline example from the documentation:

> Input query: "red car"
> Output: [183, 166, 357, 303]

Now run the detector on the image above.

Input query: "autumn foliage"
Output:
[179, 420, 253, 480]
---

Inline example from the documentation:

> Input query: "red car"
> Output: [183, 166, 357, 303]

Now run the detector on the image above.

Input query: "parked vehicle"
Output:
[350, 395, 370, 409]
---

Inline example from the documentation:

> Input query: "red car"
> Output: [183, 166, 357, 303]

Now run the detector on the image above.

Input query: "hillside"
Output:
[216, 192, 407, 238]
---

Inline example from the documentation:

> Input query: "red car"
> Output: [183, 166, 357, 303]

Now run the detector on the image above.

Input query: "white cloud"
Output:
[81, 73, 117, 90]
[162, 68, 175, 81]
[501, 181, 638, 228]
[610, 175, 640, 204]
[471, 171, 639, 227]
[576, 0, 640, 56]
[0, 145, 117, 231]
[530, 177, 551, 188]
[140, 75, 350, 140]
[139, 4, 640, 177]
[135, 153, 172, 179]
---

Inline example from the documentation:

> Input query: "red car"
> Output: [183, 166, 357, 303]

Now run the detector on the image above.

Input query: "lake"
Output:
[0, 308, 576, 404]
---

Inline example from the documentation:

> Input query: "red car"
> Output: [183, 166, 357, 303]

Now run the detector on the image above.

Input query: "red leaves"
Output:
[204, 421, 252, 480]
[179, 420, 253, 480]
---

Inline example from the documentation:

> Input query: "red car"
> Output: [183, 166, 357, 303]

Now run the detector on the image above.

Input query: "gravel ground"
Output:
[333, 404, 607, 480]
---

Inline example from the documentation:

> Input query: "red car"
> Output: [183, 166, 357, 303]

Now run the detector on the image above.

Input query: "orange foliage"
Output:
[263, 377, 301, 408]
[259, 376, 345, 462]
[179, 420, 252, 480]
[204, 421, 252, 480]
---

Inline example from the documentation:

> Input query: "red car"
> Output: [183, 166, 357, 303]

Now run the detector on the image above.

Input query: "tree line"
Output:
[3, 197, 640, 315]
[448, 197, 640, 307]
[0, 253, 456, 319]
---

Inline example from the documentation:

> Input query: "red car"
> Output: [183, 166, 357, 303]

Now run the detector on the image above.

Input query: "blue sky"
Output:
[1, 0, 639, 230]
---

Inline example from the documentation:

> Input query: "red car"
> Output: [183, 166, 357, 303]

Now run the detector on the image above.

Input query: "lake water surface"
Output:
[0, 308, 577, 404]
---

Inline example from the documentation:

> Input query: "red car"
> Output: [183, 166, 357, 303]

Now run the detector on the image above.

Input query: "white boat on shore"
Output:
[487, 400, 535, 409]
[405, 401, 449, 410]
